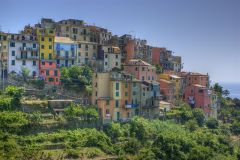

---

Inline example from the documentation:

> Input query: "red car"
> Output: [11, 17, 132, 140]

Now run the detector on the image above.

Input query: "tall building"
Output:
[37, 28, 60, 85]
[8, 34, 39, 77]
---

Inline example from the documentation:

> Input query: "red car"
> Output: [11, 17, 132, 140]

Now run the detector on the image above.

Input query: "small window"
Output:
[46, 70, 49, 76]
[125, 92, 128, 97]
[125, 83, 128, 88]
[105, 62, 107, 66]
[135, 67, 138, 71]
[42, 62, 45, 65]
[49, 62, 53, 65]
[49, 38, 52, 42]
[41, 45, 44, 49]
[105, 54, 108, 58]
[41, 37, 44, 41]
[115, 62, 118, 66]
[142, 67, 145, 71]
[22, 60, 26, 65]
[106, 100, 110, 105]
[49, 45, 52, 49]
[116, 83, 119, 90]
[78, 44, 81, 48]
[115, 55, 118, 58]
[10, 42, 15, 47]
[49, 77, 54, 82]
[11, 50, 15, 56]
[33, 43, 36, 48]
[116, 92, 119, 97]
[33, 61, 36, 66]
[11, 60, 15, 65]
[116, 100, 119, 108]
[85, 52, 88, 56]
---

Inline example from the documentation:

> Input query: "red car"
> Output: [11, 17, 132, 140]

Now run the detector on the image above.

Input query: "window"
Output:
[33, 43, 36, 48]
[49, 30, 54, 34]
[72, 28, 78, 34]
[33, 61, 36, 66]
[143, 92, 145, 96]
[142, 76, 144, 81]
[49, 78, 54, 82]
[56, 78, 58, 82]
[105, 54, 108, 58]
[152, 76, 154, 80]
[78, 44, 81, 48]
[133, 91, 136, 95]
[116, 92, 119, 97]
[115, 62, 118, 66]
[116, 100, 119, 108]
[115, 55, 118, 58]
[11, 51, 15, 56]
[54, 70, 58, 76]
[49, 38, 52, 42]
[41, 37, 44, 41]
[85, 52, 88, 57]
[125, 100, 128, 105]
[46, 70, 49, 76]
[78, 52, 81, 56]
[10, 42, 15, 47]
[105, 62, 107, 66]
[95, 91, 97, 96]
[116, 83, 119, 90]
[42, 62, 45, 65]
[66, 27, 69, 31]
[49, 62, 53, 65]
[11, 60, 15, 65]
[135, 67, 138, 71]
[49, 54, 52, 59]
[125, 83, 128, 88]
[83, 36, 86, 41]
[22, 43, 26, 47]
[148, 76, 150, 80]
[133, 83, 136, 87]
[125, 92, 128, 97]
[142, 67, 145, 71]
[41, 45, 44, 49]
[41, 53, 44, 59]
[106, 100, 110, 105]
[49, 45, 52, 49]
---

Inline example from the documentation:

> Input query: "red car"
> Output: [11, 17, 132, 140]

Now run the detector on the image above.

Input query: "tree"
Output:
[185, 119, 199, 132]
[222, 89, 230, 97]
[213, 83, 223, 95]
[21, 67, 30, 82]
[28, 112, 43, 125]
[5, 85, 24, 108]
[192, 108, 205, 127]
[206, 118, 219, 129]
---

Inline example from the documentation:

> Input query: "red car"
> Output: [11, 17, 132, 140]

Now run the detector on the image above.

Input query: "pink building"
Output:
[123, 59, 156, 81]
[178, 72, 209, 87]
[184, 84, 211, 114]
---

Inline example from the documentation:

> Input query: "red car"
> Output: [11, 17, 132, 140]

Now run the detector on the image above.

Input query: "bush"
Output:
[206, 118, 219, 129]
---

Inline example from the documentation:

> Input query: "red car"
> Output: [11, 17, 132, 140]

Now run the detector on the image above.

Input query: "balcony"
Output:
[16, 56, 39, 60]
[125, 104, 138, 109]
[56, 55, 76, 60]
[20, 47, 38, 52]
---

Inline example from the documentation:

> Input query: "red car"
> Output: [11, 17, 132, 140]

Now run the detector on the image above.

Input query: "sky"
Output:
[0, 0, 239, 83]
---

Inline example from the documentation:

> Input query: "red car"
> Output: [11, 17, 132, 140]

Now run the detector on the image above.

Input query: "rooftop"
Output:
[55, 36, 74, 43]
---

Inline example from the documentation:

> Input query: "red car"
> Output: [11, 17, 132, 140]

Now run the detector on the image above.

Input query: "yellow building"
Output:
[37, 28, 55, 60]
[0, 32, 9, 77]
[93, 71, 136, 123]
[76, 41, 97, 66]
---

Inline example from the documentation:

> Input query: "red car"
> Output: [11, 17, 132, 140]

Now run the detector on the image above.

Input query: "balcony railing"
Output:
[20, 47, 38, 51]
[56, 55, 76, 59]
[16, 56, 39, 60]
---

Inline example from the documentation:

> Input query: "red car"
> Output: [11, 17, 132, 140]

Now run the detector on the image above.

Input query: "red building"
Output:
[39, 61, 61, 85]
[152, 47, 166, 65]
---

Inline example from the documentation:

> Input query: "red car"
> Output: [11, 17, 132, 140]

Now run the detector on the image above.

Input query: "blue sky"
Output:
[0, 0, 239, 83]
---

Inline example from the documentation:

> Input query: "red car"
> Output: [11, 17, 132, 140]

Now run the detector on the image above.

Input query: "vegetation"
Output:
[0, 85, 239, 159]
[60, 65, 93, 90]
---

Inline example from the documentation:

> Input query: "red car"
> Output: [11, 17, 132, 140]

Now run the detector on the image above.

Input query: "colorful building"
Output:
[93, 71, 138, 123]
[123, 59, 156, 81]
[158, 79, 175, 103]
[37, 28, 60, 85]
[8, 34, 39, 77]
[55, 37, 77, 67]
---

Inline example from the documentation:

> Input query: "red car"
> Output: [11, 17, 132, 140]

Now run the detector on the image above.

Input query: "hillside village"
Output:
[1, 18, 240, 159]
[0, 18, 219, 122]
